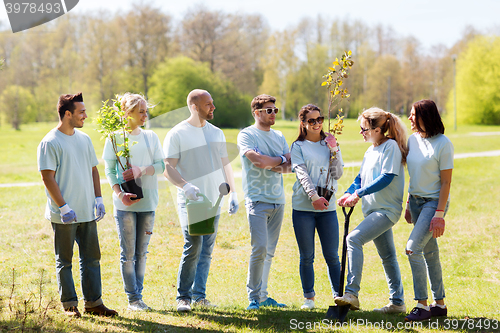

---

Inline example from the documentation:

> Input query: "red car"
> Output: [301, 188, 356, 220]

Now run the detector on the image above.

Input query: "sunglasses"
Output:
[360, 126, 372, 133]
[305, 116, 324, 125]
[256, 108, 279, 115]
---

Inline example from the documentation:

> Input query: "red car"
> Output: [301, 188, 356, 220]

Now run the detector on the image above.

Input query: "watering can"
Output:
[186, 183, 231, 236]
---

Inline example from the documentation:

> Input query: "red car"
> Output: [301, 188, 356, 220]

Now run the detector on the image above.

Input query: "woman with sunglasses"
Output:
[335, 107, 408, 313]
[290, 104, 343, 310]
[403, 100, 453, 322]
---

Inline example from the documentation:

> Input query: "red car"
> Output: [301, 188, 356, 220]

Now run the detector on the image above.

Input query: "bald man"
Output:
[163, 89, 239, 312]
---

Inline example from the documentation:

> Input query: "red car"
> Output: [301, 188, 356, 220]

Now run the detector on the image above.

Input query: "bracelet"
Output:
[434, 210, 445, 218]
[118, 192, 125, 200]
[279, 155, 286, 165]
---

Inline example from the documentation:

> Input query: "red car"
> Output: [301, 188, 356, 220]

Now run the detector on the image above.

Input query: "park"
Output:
[1, 1, 500, 332]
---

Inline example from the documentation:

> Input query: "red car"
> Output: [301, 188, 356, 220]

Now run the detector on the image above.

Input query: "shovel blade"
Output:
[325, 304, 350, 322]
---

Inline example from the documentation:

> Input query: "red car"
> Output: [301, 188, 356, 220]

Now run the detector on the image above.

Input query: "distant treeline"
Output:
[0, 3, 497, 129]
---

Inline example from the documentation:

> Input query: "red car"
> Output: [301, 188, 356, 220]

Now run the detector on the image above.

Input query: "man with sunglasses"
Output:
[237, 94, 292, 310]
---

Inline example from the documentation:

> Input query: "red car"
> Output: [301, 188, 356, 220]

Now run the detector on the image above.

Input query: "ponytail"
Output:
[359, 108, 408, 165]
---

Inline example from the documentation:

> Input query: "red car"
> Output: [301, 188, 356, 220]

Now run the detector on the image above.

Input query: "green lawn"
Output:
[0, 120, 499, 332]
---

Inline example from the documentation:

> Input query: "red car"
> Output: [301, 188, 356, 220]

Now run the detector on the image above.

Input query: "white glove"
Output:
[183, 182, 200, 201]
[59, 204, 77, 224]
[228, 192, 239, 215]
[95, 196, 106, 222]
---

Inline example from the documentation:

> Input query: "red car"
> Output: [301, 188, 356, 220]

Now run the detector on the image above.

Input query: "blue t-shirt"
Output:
[359, 139, 404, 223]
[237, 125, 289, 204]
[291, 140, 343, 212]
[407, 133, 454, 199]
[103, 129, 165, 212]
[163, 120, 228, 205]
[37, 128, 99, 223]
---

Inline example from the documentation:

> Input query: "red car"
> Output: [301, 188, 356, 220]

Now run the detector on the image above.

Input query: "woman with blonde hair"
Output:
[102, 93, 165, 311]
[336, 107, 408, 313]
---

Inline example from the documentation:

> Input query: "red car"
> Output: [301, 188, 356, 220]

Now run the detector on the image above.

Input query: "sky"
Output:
[1, 0, 500, 50]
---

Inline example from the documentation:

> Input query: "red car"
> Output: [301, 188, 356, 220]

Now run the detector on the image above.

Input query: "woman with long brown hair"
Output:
[290, 104, 343, 309]
[336, 107, 408, 313]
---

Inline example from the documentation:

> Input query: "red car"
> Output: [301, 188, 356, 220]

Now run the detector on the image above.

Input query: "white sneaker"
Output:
[334, 293, 360, 310]
[128, 300, 151, 311]
[177, 299, 191, 312]
[301, 299, 315, 309]
[193, 298, 217, 308]
[373, 302, 406, 313]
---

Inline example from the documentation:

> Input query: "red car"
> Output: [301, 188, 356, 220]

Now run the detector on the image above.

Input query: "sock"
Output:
[432, 302, 446, 309]
[416, 303, 430, 311]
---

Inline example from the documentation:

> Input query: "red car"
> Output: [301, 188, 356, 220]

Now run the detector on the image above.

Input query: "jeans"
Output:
[176, 203, 220, 302]
[114, 210, 155, 303]
[292, 210, 341, 299]
[345, 212, 405, 305]
[51, 222, 103, 309]
[246, 201, 284, 302]
[407, 194, 447, 301]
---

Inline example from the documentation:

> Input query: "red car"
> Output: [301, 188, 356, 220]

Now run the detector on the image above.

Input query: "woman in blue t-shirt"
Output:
[103, 93, 165, 311]
[404, 99, 453, 322]
[290, 104, 343, 310]
[335, 107, 408, 313]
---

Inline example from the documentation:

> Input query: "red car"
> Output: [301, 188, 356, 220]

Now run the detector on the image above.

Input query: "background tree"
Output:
[448, 35, 500, 124]
[0, 85, 36, 130]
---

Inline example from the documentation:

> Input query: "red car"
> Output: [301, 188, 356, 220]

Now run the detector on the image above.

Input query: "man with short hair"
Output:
[37, 92, 117, 318]
[163, 89, 239, 312]
[237, 94, 292, 310]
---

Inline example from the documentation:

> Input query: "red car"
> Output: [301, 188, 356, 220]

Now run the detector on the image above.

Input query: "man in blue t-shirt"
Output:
[237, 94, 292, 310]
[37, 93, 117, 318]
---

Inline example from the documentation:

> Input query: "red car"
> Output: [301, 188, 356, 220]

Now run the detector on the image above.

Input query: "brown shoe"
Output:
[64, 306, 81, 318]
[84, 304, 118, 317]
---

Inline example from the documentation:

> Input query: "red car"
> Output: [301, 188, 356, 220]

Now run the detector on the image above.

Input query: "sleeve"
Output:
[104, 159, 120, 187]
[219, 130, 229, 159]
[346, 173, 362, 194]
[381, 141, 402, 176]
[151, 132, 166, 175]
[282, 134, 290, 154]
[87, 136, 99, 168]
[290, 142, 305, 171]
[329, 149, 344, 180]
[37, 140, 58, 171]
[356, 173, 395, 197]
[237, 130, 255, 157]
[163, 130, 180, 159]
[294, 164, 318, 199]
[438, 139, 454, 170]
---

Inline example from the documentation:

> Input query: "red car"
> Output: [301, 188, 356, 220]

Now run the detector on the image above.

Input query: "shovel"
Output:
[326, 206, 354, 322]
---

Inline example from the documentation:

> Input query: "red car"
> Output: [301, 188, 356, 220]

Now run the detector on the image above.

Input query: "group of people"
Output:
[37, 89, 453, 323]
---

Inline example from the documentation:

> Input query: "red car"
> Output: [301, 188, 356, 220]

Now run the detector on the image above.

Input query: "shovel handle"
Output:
[342, 207, 354, 220]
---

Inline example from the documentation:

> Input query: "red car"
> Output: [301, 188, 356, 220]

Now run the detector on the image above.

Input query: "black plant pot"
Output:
[121, 178, 143, 200]
[316, 186, 334, 202]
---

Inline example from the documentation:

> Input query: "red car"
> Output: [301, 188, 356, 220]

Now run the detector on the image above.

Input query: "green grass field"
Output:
[0, 119, 499, 332]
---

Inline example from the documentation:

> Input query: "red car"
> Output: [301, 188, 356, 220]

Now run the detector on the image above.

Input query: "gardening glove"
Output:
[123, 165, 146, 182]
[344, 192, 360, 207]
[325, 133, 338, 152]
[59, 204, 77, 224]
[183, 182, 200, 201]
[228, 192, 239, 215]
[429, 210, 445, 238]
[337, 193, 351, 207]
[95, 196, 106, 222]
[312, 196, 329, 211]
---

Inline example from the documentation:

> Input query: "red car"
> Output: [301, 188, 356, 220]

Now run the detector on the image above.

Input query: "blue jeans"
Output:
[292, 210, 341, 299]
[176, 203, 220, 302]
[114, 210, 155, 303]
[407, 195, 447, 301]
[345, 212, 405, 305]
[246, 201, 284, 302]
[51, 222, 103, 309]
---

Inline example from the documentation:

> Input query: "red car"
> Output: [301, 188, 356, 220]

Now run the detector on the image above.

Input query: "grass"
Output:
[0, 119, 499, 332]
